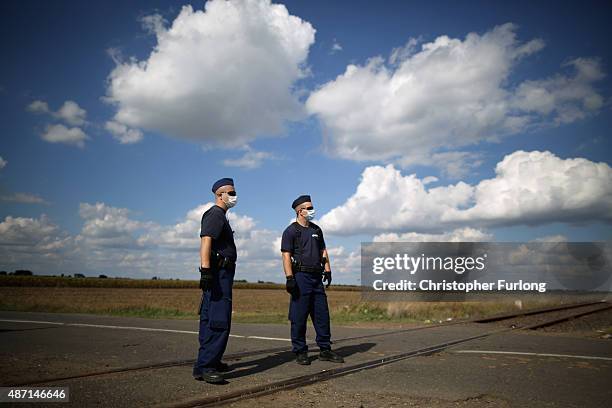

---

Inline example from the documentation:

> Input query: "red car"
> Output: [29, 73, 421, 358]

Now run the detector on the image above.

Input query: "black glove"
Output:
[199, 266, 213, 291]
[323, 271, 332, 288]
[286, 276, 297, 294]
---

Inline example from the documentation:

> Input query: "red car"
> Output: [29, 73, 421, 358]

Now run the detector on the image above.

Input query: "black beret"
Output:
[211, 178, 234, 193]
[292, 195, 311, 209]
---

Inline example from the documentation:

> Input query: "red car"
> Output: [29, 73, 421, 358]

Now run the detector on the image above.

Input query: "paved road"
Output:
[1, 311, 610, 407]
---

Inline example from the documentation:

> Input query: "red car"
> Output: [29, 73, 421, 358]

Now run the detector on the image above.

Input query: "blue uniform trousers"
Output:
[193, 265, 235, 375]
[288, 272, 331, 353]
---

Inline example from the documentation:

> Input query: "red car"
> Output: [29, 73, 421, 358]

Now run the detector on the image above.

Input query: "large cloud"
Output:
[0, 215, 77, 272]
[306, 24, 604, 172]
[445, 150, 612, 226]
[77, 202, 150, 249]
[320, 150, 612, 235]
[319, 164, 474, 234]
[105, 0, 315, 146]
[0, 202, 284, 279]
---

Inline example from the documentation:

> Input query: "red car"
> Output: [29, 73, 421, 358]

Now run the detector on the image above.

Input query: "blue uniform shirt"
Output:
[200, 205, 237, 262]
[281, 222, 326, 267]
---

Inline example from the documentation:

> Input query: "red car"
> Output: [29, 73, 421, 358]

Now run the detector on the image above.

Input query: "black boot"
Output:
[319, 349, 344, 363]
[216, 362, 230, 372]
[296, 352, 311, 365]
[194, 370, 225, 384]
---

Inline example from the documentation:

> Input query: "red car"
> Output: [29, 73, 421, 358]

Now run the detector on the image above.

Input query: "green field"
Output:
[1, 276, 602, 326]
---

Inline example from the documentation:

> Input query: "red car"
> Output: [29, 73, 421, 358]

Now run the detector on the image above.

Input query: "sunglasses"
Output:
[301, 206, 314, 211]
[218, 191, 237, 196]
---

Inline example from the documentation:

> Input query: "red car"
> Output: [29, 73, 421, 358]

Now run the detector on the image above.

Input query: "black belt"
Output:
[294, 265, 323, 274]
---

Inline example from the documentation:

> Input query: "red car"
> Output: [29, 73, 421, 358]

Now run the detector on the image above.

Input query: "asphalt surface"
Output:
[1, 311, 610, 407]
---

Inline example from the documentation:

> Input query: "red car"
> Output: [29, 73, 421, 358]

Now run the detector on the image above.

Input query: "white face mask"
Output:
[223, 193, 237, 208]
[302, 208, 315, 220]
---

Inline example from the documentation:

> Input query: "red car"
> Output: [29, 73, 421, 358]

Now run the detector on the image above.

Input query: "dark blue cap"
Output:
[292, 194, 311, 209]
[212, 178, 234, 193]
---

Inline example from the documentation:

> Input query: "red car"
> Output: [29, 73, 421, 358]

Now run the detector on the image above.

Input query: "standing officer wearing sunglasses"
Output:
[193, 178, 238, 384]
[280, 195, 344, 365]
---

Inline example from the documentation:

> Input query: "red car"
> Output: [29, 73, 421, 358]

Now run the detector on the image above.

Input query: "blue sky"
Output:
[0, 0, 610, 283]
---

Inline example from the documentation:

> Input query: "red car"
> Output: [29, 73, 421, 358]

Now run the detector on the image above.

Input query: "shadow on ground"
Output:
[223, 342, 377, 380]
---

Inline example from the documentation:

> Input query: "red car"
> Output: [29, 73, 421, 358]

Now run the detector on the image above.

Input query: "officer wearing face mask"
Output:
[193, 178, 238, 384]
[280, 195, 344, 365]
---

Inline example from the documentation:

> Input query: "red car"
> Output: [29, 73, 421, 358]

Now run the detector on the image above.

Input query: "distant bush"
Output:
[99, 275, 108, 279]
[74, 273, 85, 278]
[14, 270, 33, 276]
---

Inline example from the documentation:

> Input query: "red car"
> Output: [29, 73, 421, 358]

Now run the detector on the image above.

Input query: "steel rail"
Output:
[5, 300, 605, 387]
[160, 302, 612, 408]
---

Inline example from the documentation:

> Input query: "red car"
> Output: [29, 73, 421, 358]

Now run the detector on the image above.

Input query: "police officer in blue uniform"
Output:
[281, 195, 344, 365]
[193, 178, 238, 384]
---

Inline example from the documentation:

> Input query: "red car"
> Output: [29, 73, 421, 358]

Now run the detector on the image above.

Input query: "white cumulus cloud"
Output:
[105, 0, 316, 147]
[0, 215, 76, 272]
[330, 39, 342, 54]
[27, 100, 50, 114]
[510, 58, 605, 124]
[373, 227, 493, 242]
[78, 202, 149, 249]
[105, 120, 144, 144]
[0, 202, 285, 280]
[320, 150, 612, 235]
[27, 100, 87, 126]
[41, 124, 89, 148]
[306, 23, 604, 172]
[222, 148, 276, 169]
[0, 156, 6, 170]
[55, 100, 87, 126]
[445, 150, 612, 226]
[319, 164, 474, 235]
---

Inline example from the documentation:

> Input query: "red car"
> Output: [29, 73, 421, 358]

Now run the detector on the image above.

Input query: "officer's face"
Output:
[297, 202, 313, 215]
[216, 186, 236, 197]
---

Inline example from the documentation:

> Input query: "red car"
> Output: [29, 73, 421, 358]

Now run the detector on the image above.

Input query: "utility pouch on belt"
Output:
[291, 257, 299, 272]
[211, 251, 235, 270]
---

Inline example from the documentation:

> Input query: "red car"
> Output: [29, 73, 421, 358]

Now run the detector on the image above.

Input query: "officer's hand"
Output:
[286, 276, 297, 294]
[199, 267, 213, 291]
[323, 271, 332, 288]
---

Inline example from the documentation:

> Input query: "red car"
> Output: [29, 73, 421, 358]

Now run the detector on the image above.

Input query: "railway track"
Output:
[5, 300, 607, 390]
[157, 300, 611, 408]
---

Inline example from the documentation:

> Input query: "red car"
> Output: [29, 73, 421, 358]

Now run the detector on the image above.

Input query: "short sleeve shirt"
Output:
[200, 205, 237, 261]
[280, 222, 326, 267]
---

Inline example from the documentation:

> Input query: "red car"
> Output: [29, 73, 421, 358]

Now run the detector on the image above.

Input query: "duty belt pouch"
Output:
[209, 297, 231, 329]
